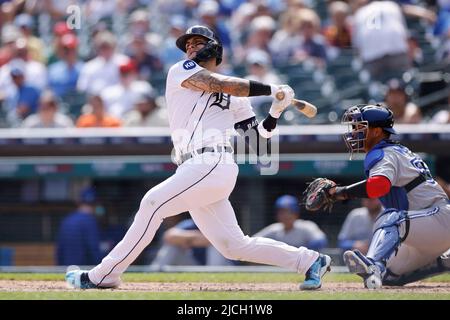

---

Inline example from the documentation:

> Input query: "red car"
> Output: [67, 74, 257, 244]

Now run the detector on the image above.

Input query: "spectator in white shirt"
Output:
[123, 88, 168, 127]
[21, 90, 74, 128]
[350, 0, 411, 80]
[100, 58, 154, 118]
[0, 38, 47, 97]
[76, 31, 128, 95]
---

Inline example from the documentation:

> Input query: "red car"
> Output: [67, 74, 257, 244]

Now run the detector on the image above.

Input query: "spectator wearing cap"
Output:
[77, 31, 128, 95]
[100, 58, 155, 118]
[235, 15, 276, 64]
[48, 33, 84, 98]
[244, 49, 282, 111]
[14, 13, 46, 64]
[253, 195, 328, 251]
[126, 9, 163, 54]
[245, 49, 282, 84]
[2, 59, 41, 127]
[124, 32, 163, 82]
[228, 2, 257, 50]
[337, 198, 382, 255]
[196, 0, 231, 50]
[160, 15, 188, 69]
[269, 8, 303, 65]
[76, 94, 121, 128]
[0, 24, 21, 67]
[123, 89, 168, 127]
[290, 8, 328, 68]
[21, 89, 74, 128]
[128, 9, 151, 36]
[0, 38, 47, 95]
[46, 21, 74, 65]
[56, 186, 103, 266]
[323, 1, 352, 49]
[384, 78, 422, 123]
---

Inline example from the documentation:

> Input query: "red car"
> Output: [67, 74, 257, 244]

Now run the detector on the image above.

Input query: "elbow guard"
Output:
[367, 176, 391, 198]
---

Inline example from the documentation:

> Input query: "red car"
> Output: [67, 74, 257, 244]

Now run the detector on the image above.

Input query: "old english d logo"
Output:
[210, 93, 230, 110]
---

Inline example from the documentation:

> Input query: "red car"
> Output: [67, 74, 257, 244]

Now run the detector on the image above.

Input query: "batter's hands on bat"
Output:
[269, 84, 294, 118]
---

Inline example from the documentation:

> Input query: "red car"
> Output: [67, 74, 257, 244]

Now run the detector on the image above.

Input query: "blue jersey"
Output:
[56, 210, 101, 266]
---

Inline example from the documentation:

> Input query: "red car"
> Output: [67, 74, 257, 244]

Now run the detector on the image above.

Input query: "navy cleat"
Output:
[343, 250, 384, 289]
[300, 254, 332, 290]
[65, 269, 98, 289]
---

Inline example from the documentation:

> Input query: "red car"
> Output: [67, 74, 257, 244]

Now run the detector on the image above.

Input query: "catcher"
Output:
[303, 104, 450, 289]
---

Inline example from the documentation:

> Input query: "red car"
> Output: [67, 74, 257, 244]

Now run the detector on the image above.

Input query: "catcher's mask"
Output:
[176, 25, 223, 66]
[342, 104, 396, 159]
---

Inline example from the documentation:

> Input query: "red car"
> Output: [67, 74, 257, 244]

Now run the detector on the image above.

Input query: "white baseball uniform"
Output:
[87, 59, 319, 287]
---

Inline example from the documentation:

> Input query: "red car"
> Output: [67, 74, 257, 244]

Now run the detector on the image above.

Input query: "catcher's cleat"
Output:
[343, 250, 384, 289]
[300, 254, 332, 290]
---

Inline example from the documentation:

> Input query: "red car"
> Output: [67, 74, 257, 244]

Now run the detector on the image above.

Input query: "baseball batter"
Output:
[304, 104, 450, 289]
[66, 25, 331, 290]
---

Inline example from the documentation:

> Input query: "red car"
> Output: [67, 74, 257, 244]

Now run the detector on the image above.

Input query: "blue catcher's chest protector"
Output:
[364, 140, 410, 211]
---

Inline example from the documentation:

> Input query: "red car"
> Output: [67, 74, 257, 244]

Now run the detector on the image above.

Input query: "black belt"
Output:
[179, 146, 233, 164]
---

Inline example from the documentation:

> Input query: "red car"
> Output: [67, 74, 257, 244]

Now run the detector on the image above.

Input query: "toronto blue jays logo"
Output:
[183, 60, 197, 70]
[210, 92, 230, 110]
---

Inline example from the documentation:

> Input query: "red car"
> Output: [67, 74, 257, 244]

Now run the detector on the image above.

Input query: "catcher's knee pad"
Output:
[367, 209, 408, 263]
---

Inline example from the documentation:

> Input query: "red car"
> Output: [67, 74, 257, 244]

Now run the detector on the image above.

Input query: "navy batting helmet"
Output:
[342, 104, 396, 158]
[176, 25, 223, 65]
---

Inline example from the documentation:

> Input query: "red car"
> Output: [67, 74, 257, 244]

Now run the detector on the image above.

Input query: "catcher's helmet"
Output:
[342, 104, 396, 158]
[176, 25, 223, 65]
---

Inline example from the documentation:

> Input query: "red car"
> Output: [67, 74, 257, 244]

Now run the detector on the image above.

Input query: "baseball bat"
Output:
[275, 91, 317, 118]
[291, 98, 317, 118]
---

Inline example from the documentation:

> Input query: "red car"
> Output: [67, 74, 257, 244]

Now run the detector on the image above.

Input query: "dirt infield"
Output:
[1, 280, 450, 293]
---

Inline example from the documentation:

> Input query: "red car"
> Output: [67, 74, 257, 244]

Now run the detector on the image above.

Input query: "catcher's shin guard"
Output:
[366, 209, 408, 264]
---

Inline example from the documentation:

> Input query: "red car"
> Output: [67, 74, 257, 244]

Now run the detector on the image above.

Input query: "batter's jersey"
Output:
[366, 141, 448, 211]
[165, 60, 255, 158]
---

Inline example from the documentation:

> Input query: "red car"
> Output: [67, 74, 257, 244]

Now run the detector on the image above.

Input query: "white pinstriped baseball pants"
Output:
[88, 152, 319, 287]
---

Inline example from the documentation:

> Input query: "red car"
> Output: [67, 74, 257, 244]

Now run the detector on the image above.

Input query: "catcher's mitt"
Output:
[303, 178, 337, 212]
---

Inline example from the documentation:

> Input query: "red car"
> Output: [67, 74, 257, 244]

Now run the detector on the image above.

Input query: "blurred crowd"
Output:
[0, 0, 449, 129]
